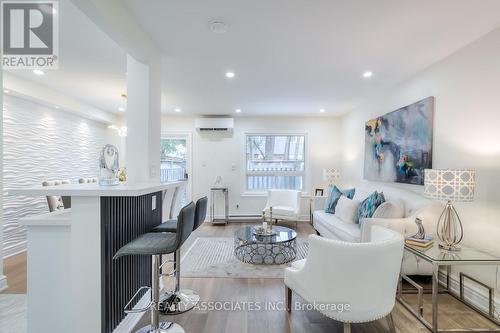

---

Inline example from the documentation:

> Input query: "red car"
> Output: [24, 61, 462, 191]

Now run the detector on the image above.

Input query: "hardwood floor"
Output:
[1, 252, 27, 294]
[134, 222, 499, 333]
[2, 221, 498, 332]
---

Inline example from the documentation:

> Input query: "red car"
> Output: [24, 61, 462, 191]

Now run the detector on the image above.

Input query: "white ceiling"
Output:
[5, 1, 127, 115]
[5, 1, 500, 117]
[123, 0, 500, 116]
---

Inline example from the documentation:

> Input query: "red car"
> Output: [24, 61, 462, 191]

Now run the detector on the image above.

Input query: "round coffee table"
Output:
[234, 226, 297, 265]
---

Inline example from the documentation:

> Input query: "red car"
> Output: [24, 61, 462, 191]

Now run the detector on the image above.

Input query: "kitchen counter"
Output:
[10, 180, 187, 333]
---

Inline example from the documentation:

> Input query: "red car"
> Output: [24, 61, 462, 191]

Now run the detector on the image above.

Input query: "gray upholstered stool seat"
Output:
[153, 197, 208, 315]
[114, 232, 177, 258]
[152, 220, 177, 233]
[113, 201, 195, 333]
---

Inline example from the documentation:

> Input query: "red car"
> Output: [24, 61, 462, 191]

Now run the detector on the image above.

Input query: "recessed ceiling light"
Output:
[55, 105, 60, 109]
[3, 89, 10, 94]
[209, 20, 228, 34]
[33, 69, 45, 75]
[319, 108, 326, 113]
[235, 109, 242, 113]
[363, 71, 373, 78]
[174, 108, 181, 113]
[118, 107, 125, 112]
[225, 72, 235, 78]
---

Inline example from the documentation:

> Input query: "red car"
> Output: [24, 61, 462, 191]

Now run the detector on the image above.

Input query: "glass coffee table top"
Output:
[234, 226, 297, 244]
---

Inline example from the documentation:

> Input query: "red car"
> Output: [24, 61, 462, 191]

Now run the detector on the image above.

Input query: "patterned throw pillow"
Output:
[356, 191, 386, 224]
[325, 186, 356, 214]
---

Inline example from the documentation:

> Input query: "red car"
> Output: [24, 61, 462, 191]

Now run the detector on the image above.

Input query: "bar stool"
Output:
[114, 201, 195, 333]
[154, 196, 208, 315]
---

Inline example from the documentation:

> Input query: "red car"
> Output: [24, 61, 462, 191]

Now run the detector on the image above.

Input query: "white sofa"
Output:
[312, 184, 442, 275]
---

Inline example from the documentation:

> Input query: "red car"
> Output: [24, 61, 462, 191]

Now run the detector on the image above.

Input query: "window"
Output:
[160, 137, 187, 182]
[246, 134, 306, 191]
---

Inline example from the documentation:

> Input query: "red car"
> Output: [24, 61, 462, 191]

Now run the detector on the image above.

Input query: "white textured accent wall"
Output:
[3, 95, 108, 257]
[0, 69, 5, 285]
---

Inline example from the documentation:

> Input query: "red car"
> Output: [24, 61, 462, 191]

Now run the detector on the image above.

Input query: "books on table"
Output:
[405, 235, 434, 250]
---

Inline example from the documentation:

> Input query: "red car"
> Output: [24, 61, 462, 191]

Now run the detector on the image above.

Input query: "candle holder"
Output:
[254, 207, 276, 236]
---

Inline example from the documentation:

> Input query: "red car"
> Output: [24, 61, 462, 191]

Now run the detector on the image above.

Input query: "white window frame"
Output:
[244, 133, 309, 194]
[160, 131, 193, 201]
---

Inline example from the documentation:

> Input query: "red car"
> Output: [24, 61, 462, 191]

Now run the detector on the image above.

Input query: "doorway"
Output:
[160, 132, 192, 208]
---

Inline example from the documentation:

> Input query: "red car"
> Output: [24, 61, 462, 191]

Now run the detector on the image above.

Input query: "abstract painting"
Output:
[364, 97, 434, 185]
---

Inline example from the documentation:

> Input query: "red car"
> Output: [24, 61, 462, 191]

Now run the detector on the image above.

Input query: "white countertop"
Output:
[20, 209, 72, 227]
[7, 180, 186, 197]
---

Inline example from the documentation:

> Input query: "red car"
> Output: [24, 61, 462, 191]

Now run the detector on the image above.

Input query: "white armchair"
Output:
[263, 189, 301, 228]
[284, 226, 404, 333]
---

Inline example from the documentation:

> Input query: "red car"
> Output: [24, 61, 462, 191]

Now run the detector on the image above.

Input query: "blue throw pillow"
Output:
[325, 186, 356, 214]
[357, 191, 386, 224]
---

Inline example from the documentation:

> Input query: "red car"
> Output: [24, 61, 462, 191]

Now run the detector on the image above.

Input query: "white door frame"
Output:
[160, 131, 193, 201]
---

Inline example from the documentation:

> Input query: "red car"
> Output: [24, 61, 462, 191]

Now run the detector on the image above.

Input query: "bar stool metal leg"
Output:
[135, 255, 185, 333]
[160, 249, 200, 315]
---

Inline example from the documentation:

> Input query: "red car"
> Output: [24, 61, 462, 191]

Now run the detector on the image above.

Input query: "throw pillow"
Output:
[334, 196, 360, 224]
[372, 200, 405, 219]
[356, 191, 386, 224]
[325, 186, 356, 214]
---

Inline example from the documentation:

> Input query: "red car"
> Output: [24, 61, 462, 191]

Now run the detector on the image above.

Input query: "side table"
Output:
[398, 243, 500, 332]
[210, 187, 229, 225]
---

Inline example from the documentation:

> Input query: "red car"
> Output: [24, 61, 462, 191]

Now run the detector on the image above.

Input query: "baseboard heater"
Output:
[225, 214, 310, 222]
[228, 214, 261, 221]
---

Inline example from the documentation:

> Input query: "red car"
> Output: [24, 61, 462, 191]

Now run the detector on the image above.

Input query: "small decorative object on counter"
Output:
[412, 217, 426, 240]
[99, 144, 120, 186]
[118, 167, 127, 182]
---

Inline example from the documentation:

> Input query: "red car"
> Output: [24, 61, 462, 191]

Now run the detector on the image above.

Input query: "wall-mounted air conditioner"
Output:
[195, 117, 234, 132]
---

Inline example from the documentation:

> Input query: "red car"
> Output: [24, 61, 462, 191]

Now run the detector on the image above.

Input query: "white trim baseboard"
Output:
[3, 241, 27, 259]
[438, 271, 500, 319]
[0, 275, 8, 293]
[227, 214, 310, 222]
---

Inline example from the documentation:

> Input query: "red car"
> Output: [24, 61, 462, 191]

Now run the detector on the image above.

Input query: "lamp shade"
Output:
[323, 168, 340, 187]
[424, 169, 475, 202]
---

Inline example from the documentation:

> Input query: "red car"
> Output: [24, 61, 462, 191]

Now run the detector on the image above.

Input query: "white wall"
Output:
[2, 94, 120, 258]
[162, 116, 341, 219]
[72, 0, 163, 184]
[339, 28, 500, 293]
[4, 73, 118, 125]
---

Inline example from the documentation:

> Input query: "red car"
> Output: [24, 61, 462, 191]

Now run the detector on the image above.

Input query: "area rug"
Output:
[180, 237, 309, 279]
[0, 294, 27, 333]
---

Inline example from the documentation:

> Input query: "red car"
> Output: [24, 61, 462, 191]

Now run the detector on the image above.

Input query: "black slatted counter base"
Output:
[100, 192, 162, 333]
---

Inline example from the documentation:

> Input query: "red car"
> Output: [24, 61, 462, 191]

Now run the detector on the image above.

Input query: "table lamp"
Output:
[424, 169, 475, 251]
[323, 168, 340, 188]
